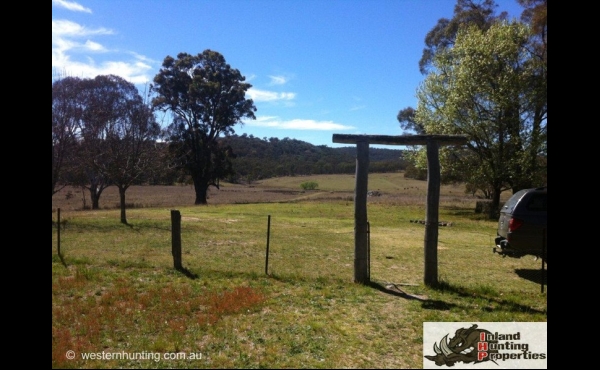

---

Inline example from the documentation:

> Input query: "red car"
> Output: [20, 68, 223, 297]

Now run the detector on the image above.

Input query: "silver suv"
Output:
[494, 187, 547, 260]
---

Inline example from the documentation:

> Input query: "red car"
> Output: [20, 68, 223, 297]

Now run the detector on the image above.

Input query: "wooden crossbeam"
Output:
[332, 133, 467, 286]
[332, 134, 467, 146]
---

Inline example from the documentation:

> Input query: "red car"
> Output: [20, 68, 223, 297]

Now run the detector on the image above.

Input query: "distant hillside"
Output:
[220, 134, 407, 183]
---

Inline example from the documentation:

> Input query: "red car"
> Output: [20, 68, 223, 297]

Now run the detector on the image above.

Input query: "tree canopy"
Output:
[52, 74, 161, 218]
[52, 76, 84, 196]
[78, 75, 161, 223]
[413, 20, 547, 216]
[418, 0, 507, 75]
[152, 50, 257, 204]
[397, 0, 547, 217]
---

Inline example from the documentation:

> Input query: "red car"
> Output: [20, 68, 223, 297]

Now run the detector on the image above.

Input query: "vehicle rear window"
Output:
[502, 189, 528, 212]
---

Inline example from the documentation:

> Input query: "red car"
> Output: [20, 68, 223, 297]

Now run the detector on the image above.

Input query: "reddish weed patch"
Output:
[52, 277, 267, 368]
[198, 286, 266, 325]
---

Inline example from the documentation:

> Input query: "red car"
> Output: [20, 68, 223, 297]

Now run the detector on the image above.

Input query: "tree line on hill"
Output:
[219, 134, 408, 183]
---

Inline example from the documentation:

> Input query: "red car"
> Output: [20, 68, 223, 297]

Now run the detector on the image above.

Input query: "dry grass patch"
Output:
[52, 174, 544, 369]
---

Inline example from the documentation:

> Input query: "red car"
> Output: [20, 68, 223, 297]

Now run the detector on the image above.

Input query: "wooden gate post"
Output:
[424, 139, 440, 286]
[332, 134, 467, 286]
[354, 139, 370, 284]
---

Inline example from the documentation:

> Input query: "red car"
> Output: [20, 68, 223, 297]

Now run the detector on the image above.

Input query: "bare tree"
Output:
[79, 75, 162, 223]
[52, 75, 83, 196]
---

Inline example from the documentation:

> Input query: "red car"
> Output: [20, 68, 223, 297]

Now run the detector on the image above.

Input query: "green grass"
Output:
[52, 176, 545, 369]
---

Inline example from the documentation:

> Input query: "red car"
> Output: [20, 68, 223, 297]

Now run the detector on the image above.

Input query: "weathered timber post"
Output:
[354, 139, 370, 284]
[424, 139, 440, 286]
[265, 214, 271, 276]
[57, 208, 61, 257]
[332, 133, 467, 286]
[55, 208, 67, 267]
[171, 209, 183, 270]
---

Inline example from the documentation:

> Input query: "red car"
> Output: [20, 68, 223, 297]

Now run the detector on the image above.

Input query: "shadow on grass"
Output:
[420, 300, 455, 310]
[515, 268, 547, 285]
[175, 266, 199, 279]
[430, 280, 546, 315]
[57, 253, 68, 268]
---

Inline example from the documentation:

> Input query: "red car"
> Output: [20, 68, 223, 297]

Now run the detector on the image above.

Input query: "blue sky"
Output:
[52, 0, 525, 148]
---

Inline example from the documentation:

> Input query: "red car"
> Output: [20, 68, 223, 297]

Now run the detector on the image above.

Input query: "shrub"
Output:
[300, 181, 319, 190]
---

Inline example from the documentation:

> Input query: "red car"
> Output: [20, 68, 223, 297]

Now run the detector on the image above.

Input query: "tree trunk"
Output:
[118, 185, 128, 224]
[489, 186, 502, 219]
[193, 177, 208, 205]
[80, 186, 87, 209]
[91, 188, 100, 210]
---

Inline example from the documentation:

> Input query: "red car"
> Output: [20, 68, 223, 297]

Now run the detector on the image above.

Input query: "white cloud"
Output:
[52, 0, 92, 13]
[83, 40, 106, 52]
[245, 116, 355, 131]
[268, 75, 288, 85]
[247, 88, 296, 102]
[350, 105, 366, 111]
[52, 19, 154, 85]
[52, 19, 112, 38]
[52, 59, 153, 85]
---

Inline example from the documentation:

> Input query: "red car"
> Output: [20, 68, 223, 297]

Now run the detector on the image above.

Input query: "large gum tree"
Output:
[413, 21, 547, 217]
[151, 50, 256, 204]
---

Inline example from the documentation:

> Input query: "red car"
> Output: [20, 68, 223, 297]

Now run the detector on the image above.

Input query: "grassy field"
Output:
[52, 173, 546, 369]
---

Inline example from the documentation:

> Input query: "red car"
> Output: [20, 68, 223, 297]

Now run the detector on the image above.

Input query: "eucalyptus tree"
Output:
[518, 0, 547, 63]
[151, 50, 256, 204]
[419, 0, 507, 75]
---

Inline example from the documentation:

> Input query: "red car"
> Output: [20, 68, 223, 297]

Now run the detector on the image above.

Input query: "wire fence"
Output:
[53, 209, 546, 293]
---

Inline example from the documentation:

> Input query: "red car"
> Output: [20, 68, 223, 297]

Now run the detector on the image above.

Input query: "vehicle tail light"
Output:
[508, 217, 523, 232]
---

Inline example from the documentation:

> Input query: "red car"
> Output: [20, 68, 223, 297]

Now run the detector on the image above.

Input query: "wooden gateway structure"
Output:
[331, 134, 468, 286]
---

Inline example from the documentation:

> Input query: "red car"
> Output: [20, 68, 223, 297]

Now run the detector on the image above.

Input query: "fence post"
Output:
[367, 221, 370, 281]
[171, 210, 182, 270]
[265, 215, 271, 275]
[57, 208, 61, 257]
